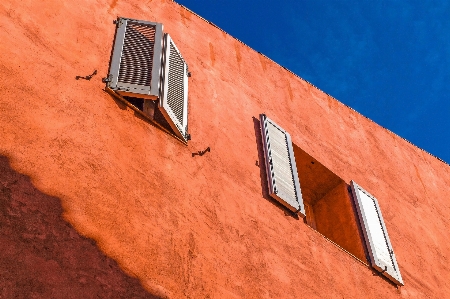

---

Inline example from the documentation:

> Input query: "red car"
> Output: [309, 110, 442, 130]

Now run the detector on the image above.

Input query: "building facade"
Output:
[1, 0, 449, 298]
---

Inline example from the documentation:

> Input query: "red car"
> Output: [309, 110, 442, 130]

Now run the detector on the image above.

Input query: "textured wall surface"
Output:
[0, 157, 163, 299]
[1, 0, 449, 298]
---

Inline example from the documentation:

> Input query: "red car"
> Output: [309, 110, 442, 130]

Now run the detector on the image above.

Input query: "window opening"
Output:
[124, 97, 144, 111]
[292, 145, 368, 263]
[258, 114, 367, 263]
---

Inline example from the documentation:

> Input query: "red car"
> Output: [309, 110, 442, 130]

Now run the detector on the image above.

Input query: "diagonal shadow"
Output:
[0, 155, 165, 299]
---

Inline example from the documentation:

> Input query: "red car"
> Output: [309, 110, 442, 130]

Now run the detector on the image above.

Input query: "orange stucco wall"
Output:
[1, 0, 450, 298]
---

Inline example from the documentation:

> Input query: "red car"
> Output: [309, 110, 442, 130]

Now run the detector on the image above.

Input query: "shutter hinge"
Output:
[186, 66, 191, 77]
[113, 18, 124, 27]
[102, 74, 112, 83]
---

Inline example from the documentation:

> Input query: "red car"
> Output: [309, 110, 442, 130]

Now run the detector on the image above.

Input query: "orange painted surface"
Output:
[1, 0, 450, 298]
[312, 181, 367, 262]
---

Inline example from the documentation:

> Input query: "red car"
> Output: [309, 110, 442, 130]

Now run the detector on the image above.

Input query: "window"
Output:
[103, 17, 190, 142]
[258, 113, 403, 285]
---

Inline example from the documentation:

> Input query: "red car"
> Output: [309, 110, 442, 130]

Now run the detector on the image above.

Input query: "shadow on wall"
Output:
[0, 156, 164, 299]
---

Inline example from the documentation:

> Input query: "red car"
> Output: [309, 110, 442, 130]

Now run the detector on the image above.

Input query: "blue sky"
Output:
[176, 0, 450, 163]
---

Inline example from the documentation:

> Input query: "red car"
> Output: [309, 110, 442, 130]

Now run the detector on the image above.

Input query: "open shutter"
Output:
[351, 181, 404, 285]
[259, 114, 305, 217]
[159, 33, 189, 141]
[106, 17, 163, 100]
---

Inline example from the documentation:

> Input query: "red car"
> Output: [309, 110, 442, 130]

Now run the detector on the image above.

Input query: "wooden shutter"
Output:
[159, 33, 189, 141]
[106, 17, 163, 100]
[351, 181, 404, 285]
[260, 114, 305, 217]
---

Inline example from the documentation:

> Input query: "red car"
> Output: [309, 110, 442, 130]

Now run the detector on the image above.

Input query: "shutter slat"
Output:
[106, 18, 163, 100]
[260, 114, 305, 216]
[159, 34, 189, 141]
[118, 22, 156, 87]
[351, 181, 404, 286]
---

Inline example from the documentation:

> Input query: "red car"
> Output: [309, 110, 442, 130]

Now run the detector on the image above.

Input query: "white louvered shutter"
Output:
[159, 34, 189, 141]
[260, 114, 305, 217]
[351, 181, 404, 285]
[106, 18, 163, 100]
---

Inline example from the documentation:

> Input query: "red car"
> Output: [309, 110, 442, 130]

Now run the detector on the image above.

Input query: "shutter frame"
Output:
[106, 17, 163, 100]
[259, 114, 305, 217]
[159, 33, 189, 141]
[351, 181, 404, 286]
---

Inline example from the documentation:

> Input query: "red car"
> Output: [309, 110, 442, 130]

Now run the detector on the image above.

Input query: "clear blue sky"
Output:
[176, 0, 450, 163]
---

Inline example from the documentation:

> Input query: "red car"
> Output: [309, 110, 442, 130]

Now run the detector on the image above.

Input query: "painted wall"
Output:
[1, 0, 449, 298]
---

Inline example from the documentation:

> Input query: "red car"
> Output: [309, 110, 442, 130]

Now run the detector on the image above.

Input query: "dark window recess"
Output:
[153, 106, 178, 136]
[123, 97, 144, 111]
[104, 17, 190, 142]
